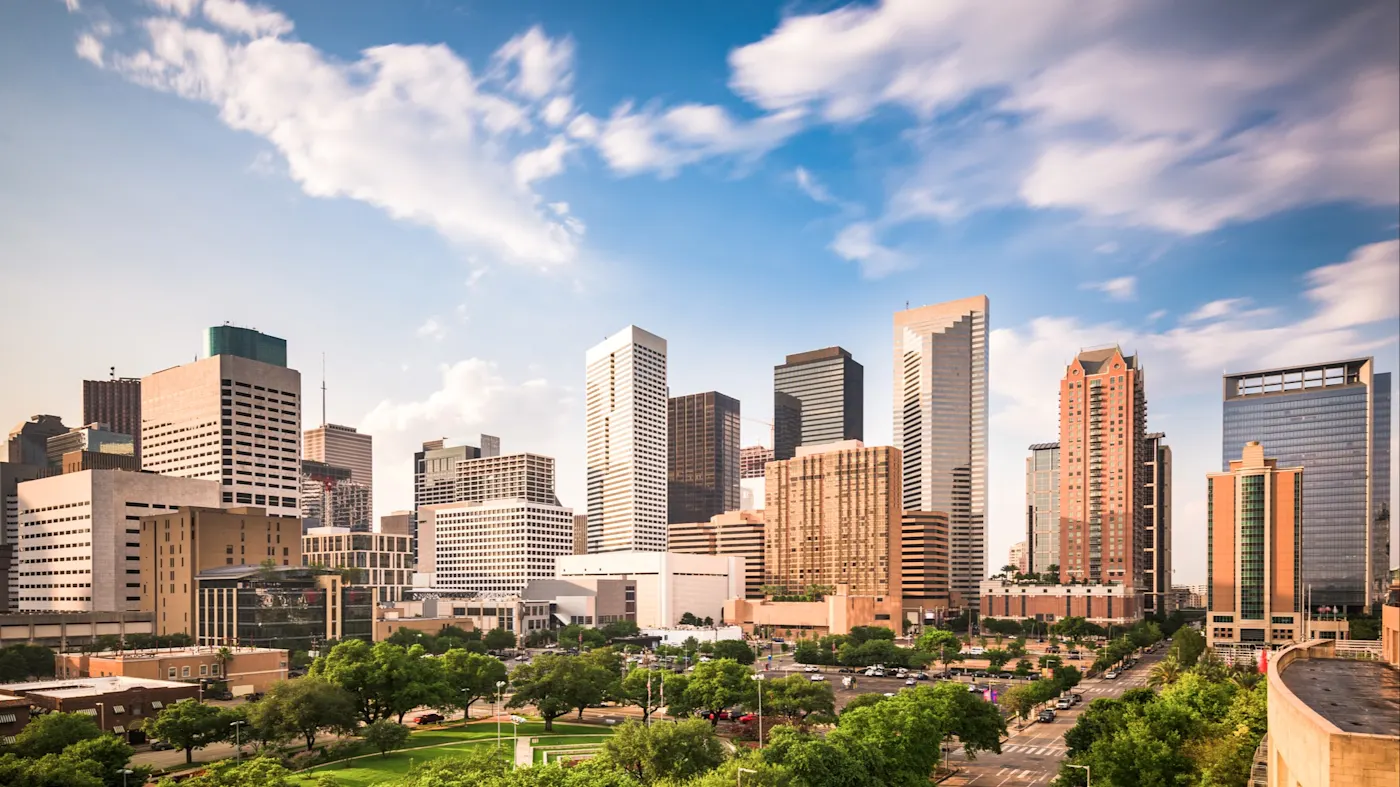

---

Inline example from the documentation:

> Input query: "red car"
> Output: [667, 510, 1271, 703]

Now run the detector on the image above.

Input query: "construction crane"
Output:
[741, 415, 774, 449]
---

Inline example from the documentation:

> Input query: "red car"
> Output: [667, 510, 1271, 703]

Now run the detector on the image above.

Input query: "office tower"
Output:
[84, 377, 142, 461]
[740, 446, 772, 479]
[1026, 442, 1061, 575]
[18, 471, 219, 613]
[7, 415, 70, 466]
[764, 441, 901, 597]
[456, 452, 560, 505]
[303, 424, 373, 510]
[378, 511, 412, 536]
[1222, 358, 1392, 612]
[413, 438, 483, 563]
[418, 499, 575, 595]
[1143, 432, 1173, 614]
[1008, 541, 1028, 574]
[901, 510, 951, 614]
[139, 504, 299, 636]
[303, 526, 414, 604]
[0, 462, 44, 610]
[46, 424, 134, 468]
[1206, 442, 1311, 649]
[299, 460, 371, 531]
[772, 347, 863, 461]
[667, 392, 741, 524]
[142, 327, 301, 517]
[893, 296, 988, 608]
[573, 514, 589, 555]
[586, 325, 668, 553]
[1059, 346, 1148, 589]
[668, 510, 765, 598]
[480, 435, 501, 458]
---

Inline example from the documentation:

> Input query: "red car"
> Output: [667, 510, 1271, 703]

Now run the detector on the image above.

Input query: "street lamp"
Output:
[1067, 763, 1091, 785]
[738, 767, 757, 786]
[750, 674, 764, 750]
[494, 680, 506, 751]
[230, 720, 245, 759]
[119, 768, 133, 787]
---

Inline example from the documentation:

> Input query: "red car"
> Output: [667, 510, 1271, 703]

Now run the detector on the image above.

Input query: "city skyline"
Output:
[2, 1, 1398, 587]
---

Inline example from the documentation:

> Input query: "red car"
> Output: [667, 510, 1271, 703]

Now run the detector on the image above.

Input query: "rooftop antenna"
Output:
[321, 352, 327, 427]
[109, 366, 116, 380]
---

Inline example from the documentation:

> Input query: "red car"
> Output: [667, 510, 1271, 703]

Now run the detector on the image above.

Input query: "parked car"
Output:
[883, 692, 895, 697]
[1055, 698, 1072, 710]
[738, 713, 756, 723]
[1105, 670, 1120, 680]
[1038, 709, 1056, 723]
[772, 638, 785, 644]
[968, 647, 986, 656]
[809, 674, 826, 682]
[207, 690, 233, 701]
[913, 672, 929, 681]
[149, 741, 174, 751]
[1070, 693, 1084, 704]
[967, 684, 980, 693]
[973, 671, 989, 678]
[1067, 651, 1081, 660]
[803, 665, 819, 673]
[904, 678, 917, 686]
[415, 713, 445, 725]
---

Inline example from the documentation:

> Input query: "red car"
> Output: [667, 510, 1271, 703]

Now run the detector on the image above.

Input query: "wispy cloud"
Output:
[1080, 276, 1137, 302]
[416, 317, 446, 341]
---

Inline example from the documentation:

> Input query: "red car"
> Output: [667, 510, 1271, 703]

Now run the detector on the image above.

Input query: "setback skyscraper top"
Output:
[772, 347, 863, 461]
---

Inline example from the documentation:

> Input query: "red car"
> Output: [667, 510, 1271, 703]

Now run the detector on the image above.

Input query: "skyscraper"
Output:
[1143, 432, 1173, 614]
[894, 296, 988, 608]
[413, 437, 486, 565]
[83, 377, 142, 461]
[772, 348, 863, 461]
[586, 326, 668, 553]
[764, 440, 901, 598]
[740, 446, 772, 479]
[142, 328, 301, 517]
[1026, 442, 1060, 575]
[667, 392, 741, 524]
[7, 415, 69, 466]
[303, 424, 373, 510]
[1222, 358, 1391, 612]
[1058, 346, 1147, 589]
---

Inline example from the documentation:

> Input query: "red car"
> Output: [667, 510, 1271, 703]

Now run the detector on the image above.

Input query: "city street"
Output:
[941, 651, 1159, 786]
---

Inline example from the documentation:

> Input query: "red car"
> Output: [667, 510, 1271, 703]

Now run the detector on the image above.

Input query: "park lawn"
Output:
[297, 740, 501, 787]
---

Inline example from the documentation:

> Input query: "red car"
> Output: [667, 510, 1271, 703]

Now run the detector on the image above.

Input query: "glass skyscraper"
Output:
[772, 347, 863, 461]
[1222, 358, 1391, 612]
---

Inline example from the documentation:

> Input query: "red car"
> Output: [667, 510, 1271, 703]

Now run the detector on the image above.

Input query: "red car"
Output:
[414, 713, 445, 725]
[738, 714, 757, 723]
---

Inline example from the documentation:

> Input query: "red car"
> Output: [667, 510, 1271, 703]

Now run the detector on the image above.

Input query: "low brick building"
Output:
[0, 675, 198, 739]
[0, 692, 30, 743]
[979, 579, 1143, 625]
[56, 646, 288, 696]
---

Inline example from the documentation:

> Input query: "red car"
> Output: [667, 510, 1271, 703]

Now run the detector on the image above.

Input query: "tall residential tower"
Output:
[1026, 442, 1060, 575]
[772, 347, 863, 461]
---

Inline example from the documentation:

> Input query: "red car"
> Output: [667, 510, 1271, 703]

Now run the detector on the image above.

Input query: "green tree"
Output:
[915, 629, 963, 672]
[595, 719, 725, 783]
[1001, 684, 1042, 729]
[361, 719, 411, 758]
[558, 624, 608, 650]
[505, 653, 575, 731]
[251, 676, 358, 751]
[620, 668, 687, 722]
[146, 699, 237, 765]
[684, 659, 755, 718]
[0, 644, 56, 681]
[0, 753, 103, 787]
[600, 620, 641, 640]
[63, 735, 140, 787]
[440, 648, 509, 719]
[152, 756, 295, 787]
[763, 673, 836, 724]
[1348, 614, 1380, 640]
[12, 710, 102, 757]
[482, 628, 517, 651]
[840, 693, 888, 715]
[983, 648, 1012, 671]
[1170, 626, 1207, 668]
[1148, 654, 1184, 688]
[1006, 638, 1027, 658]
[710, 639, 756, 664]
[847, 626, 895, 644]
[1014, 659, 1034, 677]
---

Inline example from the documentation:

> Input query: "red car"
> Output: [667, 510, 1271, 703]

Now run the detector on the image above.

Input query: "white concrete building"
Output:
[418, 499, 575, 595]
[893, 296, 989, 610]
[554, 551, 744, 628]
[15, 470, 219, 612]
[303, 424, 372, 511]
[302, 525, 414, 603]
[456, 453, 559, 506]
[586, 326, 668, 553]
[142, 332, 301, 517]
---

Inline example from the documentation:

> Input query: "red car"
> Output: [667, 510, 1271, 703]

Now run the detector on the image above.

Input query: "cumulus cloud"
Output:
[1081, 276, 1137, 302]
[829, 221, 909, 278]
[1302, 239, 1400, 331]
[82, 5, 582, 267]
[416, 317, 446, 341]
[514, 136, 572, 187]
[595, 102, 804, 177]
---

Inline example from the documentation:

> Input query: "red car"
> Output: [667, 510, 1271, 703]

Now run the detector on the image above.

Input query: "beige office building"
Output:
[764, 441, 901, 598]
[17, 471, 219, 613]
[302, 525, 413, 603]
[902, 510, 952, 616]
[456, 452, 559, 505]
[378, 510, 412, 536]
[139, 505, 300, 637]
[303, 424, 373, 512]
[142, 334, 301, 517]
[668, 510, 765, 598]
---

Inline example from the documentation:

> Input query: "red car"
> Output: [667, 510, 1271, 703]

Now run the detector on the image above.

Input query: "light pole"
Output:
[495, 680, 506, 751]
[119, 768, 133, 787]
[1068, 763, 1091, 785]
[230, 720, 245, 759]
[750, 673, 764, 749]
[738, 766, 757, 786]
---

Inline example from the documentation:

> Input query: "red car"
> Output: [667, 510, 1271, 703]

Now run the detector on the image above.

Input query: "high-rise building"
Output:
[46, 424, 134, 469]
[0, 462, 44, 610]
[740, 446, 772, 479]
[139, 505, 299, 636]
[1143, 432, 1173, 614]
[413, 437, 484, 563]
[772, 347, 863, 461]
[668, 510, 765, 599]
[418, 499, 575, 595]
[141, 328, 301, 517]
[1222, 358, 1391, 612]
[303, 424, 372, 509]
[1008, 541, 1028, 574]
[764, 441, 901, 598]
[299, 460, 371, 531]
[572, 514, 589, 555]
[378, 510, 412, 536]
[7, 416, 70, 466]
[901, 510, 951, 616]
[586, 325, 668, 553]
[456, 452, 560, 506]
[1058, 346, 1148, 590]
[19, 471, 220, 613]
[893, 296, 988, 608]
[667, 392, 741, 524]
[1026, 442, 1060, 575]
[303, 526, 413, 604]
[1205, 442, 1336, 649]
[84, 378, 142, 461]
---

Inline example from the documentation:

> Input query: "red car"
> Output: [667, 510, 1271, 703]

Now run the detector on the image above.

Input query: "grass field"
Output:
[529, 734, 613, 764]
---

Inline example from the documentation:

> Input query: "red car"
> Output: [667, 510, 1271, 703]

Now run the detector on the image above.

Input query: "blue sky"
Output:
[2, 0, 1397, 584]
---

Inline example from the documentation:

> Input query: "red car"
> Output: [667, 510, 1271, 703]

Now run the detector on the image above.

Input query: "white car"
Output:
[699, 656, 711, 663]
[809, 674, 826, 682]
[969, 647, 986, 656]
[1105, 670, 1119, 680]
[803, 665, 819, 673]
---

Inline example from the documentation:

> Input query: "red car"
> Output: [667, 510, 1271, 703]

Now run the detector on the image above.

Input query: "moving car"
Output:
[149, 741, 174, 751]
[803, 665, 819, 673]
[1105, 670, 1120, 679]
[1038, 709, 1056, 723]
[738, 714, 756, 723]
[809, 674, 826, 682]
[904, 678, 917, 686]
[415, 713, 445, 724]
[1055, 698, 1072, 710]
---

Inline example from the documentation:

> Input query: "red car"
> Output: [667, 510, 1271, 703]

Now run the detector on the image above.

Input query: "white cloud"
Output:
[464, 268, 486, 288]
[200, 0, 291, 38]
[493, 25, 574, 100]
[1081, 276, 1137, 302]
[75, 33, 103, 66]
[1094, 242, 1119, 255]
[594, 102, 804, 177]
[541, 95, 573, 127]
[565, 113, 599, 141]
[513, 136, 571, 186]
[415, 317, 446, 341]
[793, 166, 835, 204]
[1184, 297, 1248, 323]
[147, 0, 199, 16]
[65, 0, 83, 12]
[93, 11, 581, 267]
[1146, 309, 1167, 322]
[453, 303, 469, 322]
[1302, 239, 1400, 331]
[829, 221, 909, 278]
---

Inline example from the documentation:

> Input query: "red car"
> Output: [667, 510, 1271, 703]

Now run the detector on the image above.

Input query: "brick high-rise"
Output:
[83, 377, 142, 461]
[1058, 346, 1147, 588]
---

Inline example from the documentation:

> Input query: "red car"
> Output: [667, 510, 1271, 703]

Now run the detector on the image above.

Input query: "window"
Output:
[168, 667, 177, 679]
[181, 666, 191, 678]
[212, 664, 221, 676]
[200, 665, 208, 676]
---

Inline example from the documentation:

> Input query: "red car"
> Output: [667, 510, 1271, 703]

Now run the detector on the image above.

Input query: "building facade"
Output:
[7, 416, 69, 466]
[667, 392, 741, 524]
[1008, 541, 1028, 574]
[419, 499, 575, 595]
[773, 347, 863, 461]
[1222, 358, 1391, 612]
[413, 438, 483, 564]
[1143, 432, 1173, 614]
[302, 526, 414, 603]
[18, 471, 220, 613]
[47, 425, 134, 469]
[586, 325, 668, 553]
[141, 330, 301, 516]
[1058, 346, 1148, 590]
[456, 452, 560, 506]
[1026, 442, 1060, 575]
[979, 580, 1143, 625]
[83, 378, 142, 462]
[900, 510, 951, 619]
[299, 460, 371, 531]
[57, 646, 288, 696]
[893, 296, 989, 610]
[667, 510, 765, 599]
[764, 441, 901, 599]
[378, 511, 412, 536]
[303, 424, 372, 510]
[139, 505, 300, 636]
[0, 462, 44, 610]
[194, 565, 372, 650]
[740, 446, 772, 479]
[555, 551, 743, 628]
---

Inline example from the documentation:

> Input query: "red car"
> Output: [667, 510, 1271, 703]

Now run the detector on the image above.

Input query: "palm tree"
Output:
[1148, 655, 1182, 688]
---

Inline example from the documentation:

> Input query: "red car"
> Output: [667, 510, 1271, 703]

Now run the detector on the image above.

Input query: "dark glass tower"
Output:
[1222, 358, 1391, 613]
[772, 347, 863, 461]
[668, 392, 741, 524]
[83, 378, 142, 461]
